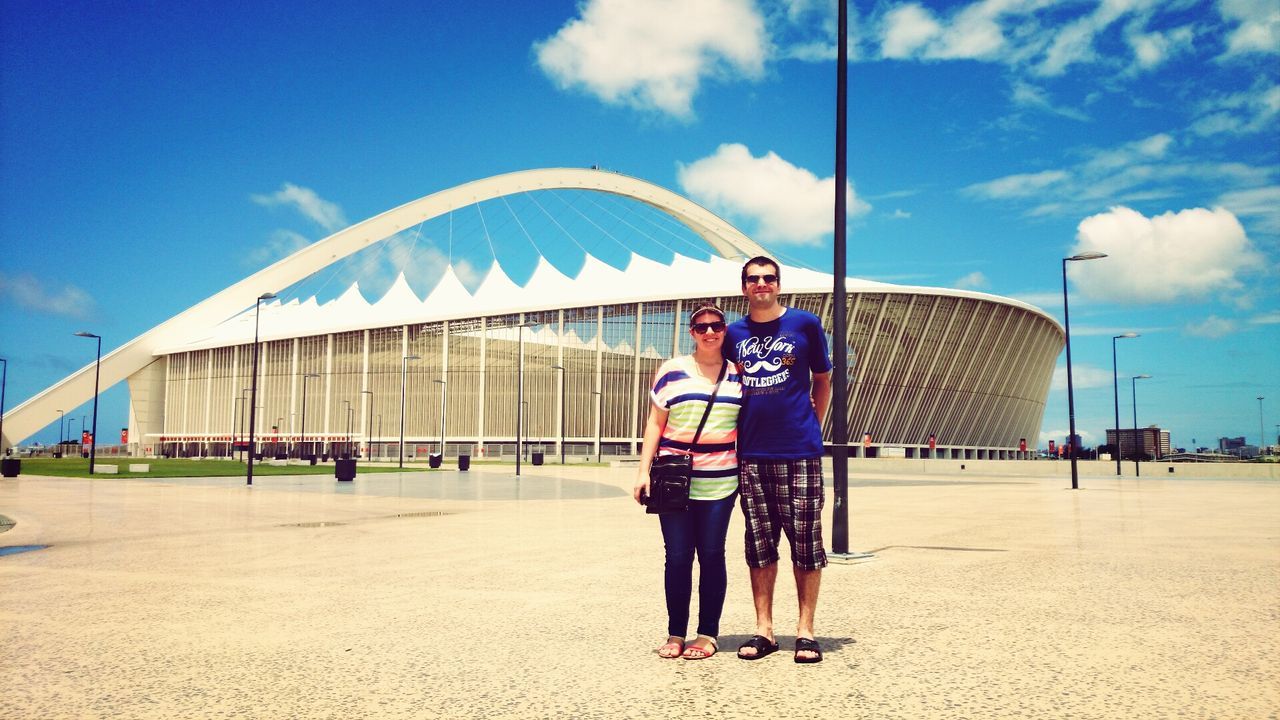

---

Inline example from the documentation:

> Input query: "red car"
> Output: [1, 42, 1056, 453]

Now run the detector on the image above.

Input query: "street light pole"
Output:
[1112, 332, 1138, 475]
[516, 325, 526, 477]
[1061, 252, 1107, 490]
[300, 373, 319, 460]
[73, 331, 102, 474]
[0, 358, 7, 457]
[592, 390, 602, 464]
[245, 292, 276, 486]
[57, 409, 65, 454]
[433, 379, 447, 458]
[361, 389, 373, 459]
[400, 355, 420, 468]
[551, 365, 566, 464]
[343, 400, 352, 458]
[1258, 396, 1266, 456]
[1131, 374, 1151, 476]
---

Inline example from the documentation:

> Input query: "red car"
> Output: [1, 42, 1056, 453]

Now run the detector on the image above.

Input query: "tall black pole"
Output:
[1112, 336, 1121, 475]
[301, 373, 316, 460]
[830, 0, 851, 555]
[246, 292, 275, 485]
[400, 355, 419, 468]
[74, 332, 102, 474]
[1132, 376, 1140, 477]
[516, 326, 524, 477]
[0, 358, 7, 456]
[58, 409, 65, 451]
[1062, 259, 1080, 489]
[1111, 332, 1138, 475]
[89, 338, 100, 473]
[362, 390, 373, 459]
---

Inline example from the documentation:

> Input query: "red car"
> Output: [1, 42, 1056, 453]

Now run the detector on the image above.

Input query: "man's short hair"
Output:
[741, 255, 781, 286]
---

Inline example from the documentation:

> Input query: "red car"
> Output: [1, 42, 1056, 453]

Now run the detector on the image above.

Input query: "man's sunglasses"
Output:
[745, 274, 778, 285]
[691, 321, 727, 334]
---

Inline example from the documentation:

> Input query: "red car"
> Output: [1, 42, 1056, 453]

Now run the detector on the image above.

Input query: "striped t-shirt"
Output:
[650, 356, 743, 501]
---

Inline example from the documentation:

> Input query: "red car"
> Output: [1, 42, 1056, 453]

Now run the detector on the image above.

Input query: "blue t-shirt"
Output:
[723, 308, 833, 459]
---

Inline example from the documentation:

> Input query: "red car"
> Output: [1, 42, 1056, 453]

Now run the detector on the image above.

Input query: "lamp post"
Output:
[1258, 396, 1265, 456]
[73, 331, 102, 474]
[0, 357, 7, 457]
[399, 355, 420, 468]
[57, 409, 65, 452]
[516, 324, 528, 477]
[1131, 374, 1151, 476]
[433, 379, 446, 457]
[592, 389, 602, 463]
[360, 389, 373, 459]
[343, 400, 352, 458]
[1061, 251, 1107, 489]
[237, 387, 251, 459]
[376, 414, 382, 459]
[551, 365, 566, 464]
[300, 373, 319, 460]
[1111, 332, 1139, 475]
[245, 292, 276, 486]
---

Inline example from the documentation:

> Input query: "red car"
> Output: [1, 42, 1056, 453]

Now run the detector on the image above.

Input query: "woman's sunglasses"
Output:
[690, 321, 726, 334]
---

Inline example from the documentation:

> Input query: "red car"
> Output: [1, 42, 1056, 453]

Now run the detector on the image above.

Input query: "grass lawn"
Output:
[9, 457, 417, 479]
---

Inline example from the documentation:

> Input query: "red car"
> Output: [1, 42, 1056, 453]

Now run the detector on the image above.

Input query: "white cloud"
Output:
[248, 229, 311, 266]
[881, 3, 942, 58]
[1249, 309, 1280, 325]
[1068, 206, 1265, 304]
[534, 0, 768, 119]
[1216, 185, 1280, 234]
[1185, 314, 1239, 338]
[954, 271, 989, 290]
[1191, 81, 1280, 136]
[1218, 0, 1280, 57]
[252, 183, 348, 232]
[1010, 80, 1090, 121]
[676, 143, 871, 245]
[1126, 23, 1195, 70]
[890, 208, 912, 219]
[964, 169, 1068, 199]
[1051, 363, 1113, 392]
[0, 273, 94, 319]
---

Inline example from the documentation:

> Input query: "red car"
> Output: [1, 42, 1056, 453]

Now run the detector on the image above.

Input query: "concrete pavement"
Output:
[1, 463, 1277, 719]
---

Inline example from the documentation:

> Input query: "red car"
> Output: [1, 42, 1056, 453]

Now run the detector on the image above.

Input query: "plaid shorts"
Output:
[738, 458, 828, 571]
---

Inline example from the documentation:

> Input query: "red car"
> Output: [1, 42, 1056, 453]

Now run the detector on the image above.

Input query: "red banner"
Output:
[1048, 440, 1056, 455]
[121, 428, 129, 444]
[1019, 438, 1027, 452]
[928, 434, 936, 451]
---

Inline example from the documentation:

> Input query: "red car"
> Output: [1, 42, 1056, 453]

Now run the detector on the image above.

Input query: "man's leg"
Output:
[794, 566, 821, 660]
[747, 562, 777, 643]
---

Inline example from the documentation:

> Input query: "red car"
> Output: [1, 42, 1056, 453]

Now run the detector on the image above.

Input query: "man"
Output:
[723, 255, 832, 664]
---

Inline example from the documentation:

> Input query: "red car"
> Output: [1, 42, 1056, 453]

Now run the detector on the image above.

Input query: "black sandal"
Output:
[736, 634, 779, 660]
[794, 637, 823, 664]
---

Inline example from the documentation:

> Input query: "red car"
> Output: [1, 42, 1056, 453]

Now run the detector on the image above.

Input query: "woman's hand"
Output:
[632, 471, 650, 505]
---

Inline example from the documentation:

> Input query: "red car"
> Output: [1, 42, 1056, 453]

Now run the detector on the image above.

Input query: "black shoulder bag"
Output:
[646, 361, 727, 514]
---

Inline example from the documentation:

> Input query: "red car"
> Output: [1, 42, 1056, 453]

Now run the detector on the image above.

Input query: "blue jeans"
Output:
[659, 492, 737, 638]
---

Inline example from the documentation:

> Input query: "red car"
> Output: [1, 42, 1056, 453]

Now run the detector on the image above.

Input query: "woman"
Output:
[633, 304, 743, 660]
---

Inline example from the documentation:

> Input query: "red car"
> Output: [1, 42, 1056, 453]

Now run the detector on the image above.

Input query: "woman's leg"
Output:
[659, 510, 696, 638]
[693, 493, 738, 638]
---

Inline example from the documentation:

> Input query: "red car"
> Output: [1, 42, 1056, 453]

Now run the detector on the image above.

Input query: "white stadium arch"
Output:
[2, 168, 770, 448]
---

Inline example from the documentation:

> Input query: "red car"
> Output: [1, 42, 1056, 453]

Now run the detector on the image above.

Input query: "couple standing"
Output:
[633, 255, 832, 663]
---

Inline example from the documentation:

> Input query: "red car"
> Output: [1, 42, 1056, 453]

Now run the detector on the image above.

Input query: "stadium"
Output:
[4, 168, 1064, 461]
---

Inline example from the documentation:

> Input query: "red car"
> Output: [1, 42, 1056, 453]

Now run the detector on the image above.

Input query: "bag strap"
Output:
[690, 360, 728, 448]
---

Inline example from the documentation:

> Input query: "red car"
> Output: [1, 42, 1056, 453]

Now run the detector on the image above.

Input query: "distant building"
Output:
[1218, 436, 1246, 452]
[1107, 426, 1171, 460]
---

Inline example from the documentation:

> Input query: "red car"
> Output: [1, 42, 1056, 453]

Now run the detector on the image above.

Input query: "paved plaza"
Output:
[1, 462, 1277, 719]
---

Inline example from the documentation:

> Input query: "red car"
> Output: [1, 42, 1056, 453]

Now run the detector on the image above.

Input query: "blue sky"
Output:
[1, 0, 1277, 451]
